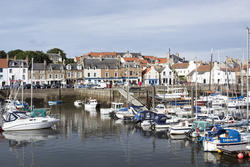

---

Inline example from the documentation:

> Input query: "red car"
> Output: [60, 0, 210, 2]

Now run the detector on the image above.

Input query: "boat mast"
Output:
[241, 49, 244, 97]
[22, 61, 24, 104]
[195, 57, 198, 118]
[31, 58, 33, 109]
[126, 56, 129, 107]
[226, 57, 229, 121]
[247, 27, 249, 123]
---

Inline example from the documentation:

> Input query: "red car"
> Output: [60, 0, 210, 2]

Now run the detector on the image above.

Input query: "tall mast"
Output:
[247, 27, 249, 123]
[209, 49, 213, 91]
[31, 58, 33, 109]
[22, 61, 24, 104]
[226, 57, 229, 121]
[195, 57, 198, 118]
[241, 49, 244, 97]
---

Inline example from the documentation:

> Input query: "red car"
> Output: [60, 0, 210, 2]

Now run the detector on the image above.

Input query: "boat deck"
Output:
[217, 143, 250, 156]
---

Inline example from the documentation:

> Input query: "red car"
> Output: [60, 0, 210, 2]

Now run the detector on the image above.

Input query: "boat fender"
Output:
[237, 153, 244, 159]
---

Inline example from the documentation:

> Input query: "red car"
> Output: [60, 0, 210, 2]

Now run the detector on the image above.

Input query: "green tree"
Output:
[0, 50, 7, 58]
[7, 49, 24, 59]
[65, 58, 75, 64]
[47, 48, 67, 60]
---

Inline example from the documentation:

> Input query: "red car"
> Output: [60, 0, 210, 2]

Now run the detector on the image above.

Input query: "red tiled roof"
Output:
[143, 56, 158, 60]
[123, 57, 139, 62]
[158, 58, 167, 64]
[86, 52, 116, 57]
[197, 64, 213, 72]
[75, 57, 81, 62]
[0, 59, 8, 68]
[172, 63, 189, 69]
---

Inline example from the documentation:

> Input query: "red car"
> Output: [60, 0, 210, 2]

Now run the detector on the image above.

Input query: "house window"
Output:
[124, 72, 127, 76]
[0, 68, 3, 72]
[9, 69, 12, 73]
[23, 69, 26, 73]
[105, 72, 109, 78]
[49, 74, 52, 79]
[55, 74, 58, 79]
[67, 72, 71, 78]
[169, 71, 172, 75]
[74, 72, 77, 78]
[0, 75, 3, 79]
[39, 75, 43, 79]
[163, 72, 166, 76]
[61, 74, 64, 79]
[130, 71, 133, 76]
[136, 72, 138, 76]
[115, 72, 118, 78]
[78, 72, 82, 78]
[203, 79, 206, 84]
[88, 73, 90, 77]
[11, 75, 14, 80]
[94, 73, 96, 77]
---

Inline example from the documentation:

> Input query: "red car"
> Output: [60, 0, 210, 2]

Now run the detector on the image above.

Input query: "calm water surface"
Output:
[0, 96, 249, 167]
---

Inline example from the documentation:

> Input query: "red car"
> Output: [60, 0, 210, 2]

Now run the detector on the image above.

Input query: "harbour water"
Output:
[0, 96, 249, 167]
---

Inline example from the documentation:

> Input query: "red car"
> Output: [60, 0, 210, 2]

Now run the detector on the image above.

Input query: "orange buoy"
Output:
[237, 153, 244, 159]
[248, 152, 250, 157]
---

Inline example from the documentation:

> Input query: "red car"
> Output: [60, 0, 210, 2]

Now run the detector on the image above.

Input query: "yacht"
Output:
[84, 99, 98, 111]
[2, 111, 59, 131]
[100, 102, 123, 115]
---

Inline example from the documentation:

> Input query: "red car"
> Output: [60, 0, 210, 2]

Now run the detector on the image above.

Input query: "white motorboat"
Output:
[74, 100, 83, 107]
[2, 111, 59, 131]
[154, 104, 167, 114]
[84, 99, 98, 111]
[169, 121, 191, 135]
[100, 102, 123, 115]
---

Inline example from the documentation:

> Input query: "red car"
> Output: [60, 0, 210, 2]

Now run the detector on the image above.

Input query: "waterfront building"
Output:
[161, 63, 174, 86]
[172, 60, 197, 83]
[187, 62, 237, 85]
[8, 59, 29, 86]
[31, 61, 47, 84]
[120, 61, 142, 84]
[142, 66, 160, 85]
[65, 63, 84, 85]
[0, 59, 8, 88]
[46, 64, 65, 85]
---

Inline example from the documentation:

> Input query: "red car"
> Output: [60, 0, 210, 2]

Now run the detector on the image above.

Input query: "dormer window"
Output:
[67, 64, 71, 70]
[77, 65, 82, 70]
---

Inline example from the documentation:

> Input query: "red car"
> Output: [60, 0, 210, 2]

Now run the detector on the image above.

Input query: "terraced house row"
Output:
[0, 51, 246, 88]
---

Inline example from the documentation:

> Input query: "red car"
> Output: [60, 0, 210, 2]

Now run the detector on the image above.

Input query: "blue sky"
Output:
[0, 0, 249, 61]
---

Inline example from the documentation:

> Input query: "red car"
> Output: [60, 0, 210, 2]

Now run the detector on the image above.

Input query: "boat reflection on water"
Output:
[203, 152, 219, 164]
[169, 134, 187, 140]
[3, 128, 59, 147]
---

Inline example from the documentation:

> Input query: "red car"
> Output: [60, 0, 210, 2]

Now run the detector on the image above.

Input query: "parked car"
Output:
[24, 84, 31, 89]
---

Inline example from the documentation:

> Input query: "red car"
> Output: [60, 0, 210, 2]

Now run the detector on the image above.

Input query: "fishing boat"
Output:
[2, 111, 59, 131]
[100, 102, 123, 115]
[202, 127, 246, 152]
[169, 121, 191, 135]
[74, 100, 83, 107]
[48, 100, 63, 105]
[84, 98, 98, 111]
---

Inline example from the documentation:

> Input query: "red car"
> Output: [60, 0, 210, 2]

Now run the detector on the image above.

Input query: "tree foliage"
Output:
[47, 48, 67, 60]
[65, 58, 75, 64]
[7, 49, 23, 59]
[6, 49, 52, 64]
[0, 50, 7, 58]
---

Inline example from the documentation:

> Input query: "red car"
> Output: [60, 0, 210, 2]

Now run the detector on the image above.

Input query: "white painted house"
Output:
[187, 62, 237, 85]
[172, 60, 197, 78]
[143, 66, 160, 85]
[8, 60, 29, 85]
[0, 59, 8, 88]
[161, 63, 174, 85]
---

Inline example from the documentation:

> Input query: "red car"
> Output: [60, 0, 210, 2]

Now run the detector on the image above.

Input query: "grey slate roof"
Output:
[32, 63, 45, 70]
[47, 64, 64, 70]
[8, 60, 28, 68]
[84, 58, 119, 69]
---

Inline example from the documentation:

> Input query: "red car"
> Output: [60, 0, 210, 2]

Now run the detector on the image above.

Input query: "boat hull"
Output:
[2, 117, 59, 131]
